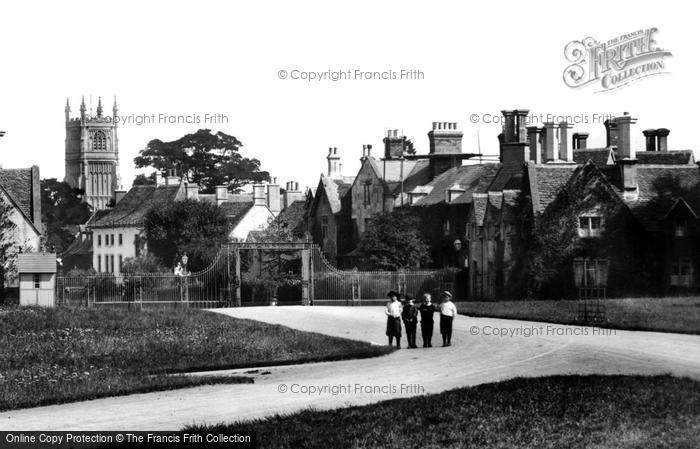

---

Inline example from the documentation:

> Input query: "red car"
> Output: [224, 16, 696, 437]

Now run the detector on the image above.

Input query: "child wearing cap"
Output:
[439, 291, 457, 346]
[401, 295, 419, 349]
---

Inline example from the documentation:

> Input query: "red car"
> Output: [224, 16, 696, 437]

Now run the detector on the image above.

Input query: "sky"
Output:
[0, 1, 696, 192]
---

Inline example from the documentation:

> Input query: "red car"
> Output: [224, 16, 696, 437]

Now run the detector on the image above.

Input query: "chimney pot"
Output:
[656, 128, 670, 152]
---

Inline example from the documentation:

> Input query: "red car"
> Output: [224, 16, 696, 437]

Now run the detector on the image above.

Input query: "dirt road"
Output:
[1, 306, 698, 431]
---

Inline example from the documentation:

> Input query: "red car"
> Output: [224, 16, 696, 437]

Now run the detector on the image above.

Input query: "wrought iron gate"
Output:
[310, 247, 447, 305]
[56, 242, 447, 308]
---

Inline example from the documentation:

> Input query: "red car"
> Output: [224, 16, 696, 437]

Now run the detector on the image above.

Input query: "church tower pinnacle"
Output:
[64, 95, 120, 210]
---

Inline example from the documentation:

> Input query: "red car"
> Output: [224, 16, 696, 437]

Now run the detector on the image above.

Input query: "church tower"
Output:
[64, 96, 121, 210]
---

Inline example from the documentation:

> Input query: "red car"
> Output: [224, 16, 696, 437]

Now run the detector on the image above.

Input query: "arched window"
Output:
[93, 130, 106, 151]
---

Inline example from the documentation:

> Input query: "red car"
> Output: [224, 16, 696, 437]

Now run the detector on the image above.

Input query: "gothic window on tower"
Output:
[93, 130, 107, 151]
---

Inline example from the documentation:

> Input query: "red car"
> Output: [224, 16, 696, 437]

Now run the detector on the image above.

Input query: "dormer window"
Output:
[578, 215, 603, 238]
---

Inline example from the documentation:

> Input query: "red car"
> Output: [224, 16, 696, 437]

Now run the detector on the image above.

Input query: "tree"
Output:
[121, 253, 168, 273]
[40, 179, 92, 254]
[358, 209, 431, 270]
[132, 173, 156, 186]
[134, 129, 270, 193]
[143, 199, 230, 272]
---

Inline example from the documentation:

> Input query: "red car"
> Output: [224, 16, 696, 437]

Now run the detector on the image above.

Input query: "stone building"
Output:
[466, 109, 700, 299]
[0, 166, 43, 287]
[64, 97, 120, 211]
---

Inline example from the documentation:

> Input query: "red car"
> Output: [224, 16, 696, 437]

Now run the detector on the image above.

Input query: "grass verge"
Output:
[187, 375, 700, 449]
[0, 306, 392, 411]
[457, 297, 700, 334]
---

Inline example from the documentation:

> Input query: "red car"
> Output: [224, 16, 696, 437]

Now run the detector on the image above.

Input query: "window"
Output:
[443, 219, 450, 235]
[118, 234, 123, 246]
[110, 255, 115, 273]
[364, 218, 371, 231]
[675, 219, 688, 237]
[34, 274, 40, 289]
[119, 255, 123, 272]
[671, 258, 694, 287]
[578, 216, 603, 238]
[93, 130, 106, 151]
[321, 216, 329, 240]
[97, 255, 102, 272]
[97, 235, 101, 246]
[111, 234, 115, 246]
[363, 183, 371, 206]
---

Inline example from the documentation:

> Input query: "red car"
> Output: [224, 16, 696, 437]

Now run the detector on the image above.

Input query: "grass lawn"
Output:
[187, 375, 700, 449]
[457, 297, 700, 334]
[0, 306, 392, 411]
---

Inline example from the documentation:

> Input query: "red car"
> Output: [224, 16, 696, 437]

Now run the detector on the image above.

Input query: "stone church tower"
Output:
[64, 96, 121, 210]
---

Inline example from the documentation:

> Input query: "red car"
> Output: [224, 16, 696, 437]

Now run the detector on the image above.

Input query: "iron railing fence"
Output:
[311, 247, 449, 304]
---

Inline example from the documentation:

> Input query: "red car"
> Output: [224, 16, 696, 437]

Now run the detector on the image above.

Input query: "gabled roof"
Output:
[412, 164, 498, 207]
[623, 165, 700, 231]
[89, 184, 183, 228]
[526, 162, 580, 214]
[220, 201, 254, 228]
[636, 150, 695, 165]
[484, 192, 504, 224]
[0, 168, 33, 219]
[487, 162, 530, 192]
[366, 157, 432, 200]
[272, 200, 308, 237]
[573, 148, 614, 167]
[315, 175, 353, 215]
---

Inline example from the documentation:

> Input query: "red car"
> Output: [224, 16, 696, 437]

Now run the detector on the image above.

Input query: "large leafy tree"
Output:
[134, 129, 270, 193]
[358, 209, 431, 270]
[40, 179, 92, 253]
[143, 199, 230, 272]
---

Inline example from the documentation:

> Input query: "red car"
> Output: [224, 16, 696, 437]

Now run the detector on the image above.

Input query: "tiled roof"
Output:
[0, 168, 33, 220]
[220, 201, 254, 228]
[61, 234, 93, 258]
[367, 158, 432, 199]
[450, 164, 502, 205]
[412, 164, 495, 206]
[636, 150, 695, 165]
[573, 149, 614, 167]
[89, 184, 183, 228]
[624, 165, 700, 231]
[318, 175, 353, 214]
[488, 163, 527, 192]
[272, 200, 308, 236]
[527, 163, 579, 213]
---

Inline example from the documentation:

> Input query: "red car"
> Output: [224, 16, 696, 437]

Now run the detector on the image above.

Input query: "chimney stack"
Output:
[656, 128, 670, 152]
[558, 121, 572, 162]
[615, 113, 637, 160]
[253, 184, 267, 206]
[384, 129, 406, 159]
[604, 118, 619, 149]
[283, 180, 304, 207]
[527, 126, 543, 164]
[114, 189, 127, 205]
[327, 146, 342, 179]
[185, 182, 199, 201]
[215, 185, 228, 206]
[614, 113, 638, 198]
[267, 177, 281, 215]
[428, 122, 463, 154]
[501, 110, 529, 143]
[642, 129, 657, 152]
[543, 122, 556, 162]
[165, 169, 180, 187]
[572, 132, 589, 150]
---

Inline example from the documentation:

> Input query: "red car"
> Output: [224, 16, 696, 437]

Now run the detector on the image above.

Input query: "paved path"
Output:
[1, 306, 699, 431]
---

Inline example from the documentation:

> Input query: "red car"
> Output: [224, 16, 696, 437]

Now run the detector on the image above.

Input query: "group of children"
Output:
[384, 290, 458, 348]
